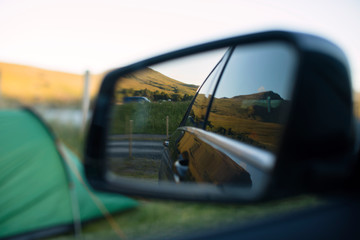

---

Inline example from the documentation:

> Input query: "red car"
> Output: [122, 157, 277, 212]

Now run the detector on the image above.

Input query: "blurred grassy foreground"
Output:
[49, 196, 322, 240]
[46, 120, 324, 240]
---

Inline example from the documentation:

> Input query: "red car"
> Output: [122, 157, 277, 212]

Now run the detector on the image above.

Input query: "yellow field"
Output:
[0, 62, 198, 107]
[354, 92, 360, 118]
[0, 62, 103, 105]
[207, 113, 282, 152]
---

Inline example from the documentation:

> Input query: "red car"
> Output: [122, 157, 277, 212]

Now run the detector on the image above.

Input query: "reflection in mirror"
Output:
[207, 43, 296, 152]
[106, 49, 228, 181]
[105, 42, 297, 192]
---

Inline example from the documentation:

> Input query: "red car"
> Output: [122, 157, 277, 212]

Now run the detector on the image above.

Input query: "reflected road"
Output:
[107, 134, 166, 159]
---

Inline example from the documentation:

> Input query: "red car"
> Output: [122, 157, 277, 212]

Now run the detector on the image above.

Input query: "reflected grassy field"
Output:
[207, 113, 282, 152]
[110, 101, 190, 135]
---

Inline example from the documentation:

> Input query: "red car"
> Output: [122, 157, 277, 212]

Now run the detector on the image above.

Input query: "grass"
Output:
[110, 101, 190, 135]
[44, 120, 325, 240]
[48, 195, 323, 240]
[207, 112, 282, 152]
[46, 119, 85, 160]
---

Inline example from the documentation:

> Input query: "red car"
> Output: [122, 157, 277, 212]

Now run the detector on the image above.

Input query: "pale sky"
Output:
[0, 0, 359, 89]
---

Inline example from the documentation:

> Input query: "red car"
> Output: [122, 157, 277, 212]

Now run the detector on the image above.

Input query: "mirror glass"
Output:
[105, 42, 297, 193]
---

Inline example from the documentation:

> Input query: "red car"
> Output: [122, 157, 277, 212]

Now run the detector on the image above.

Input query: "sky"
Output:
[151, 48, 228, 85]
[0, 0, 359, 89]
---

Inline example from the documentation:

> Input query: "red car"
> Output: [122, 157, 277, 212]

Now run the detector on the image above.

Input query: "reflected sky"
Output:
[151, 48, 228, 85]
[214, 42, 297, 100]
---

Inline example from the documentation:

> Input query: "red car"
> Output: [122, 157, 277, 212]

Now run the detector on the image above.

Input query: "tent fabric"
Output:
[0, 109, 137, 239]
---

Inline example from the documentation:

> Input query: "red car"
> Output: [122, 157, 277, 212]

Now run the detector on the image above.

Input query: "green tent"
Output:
[0, 109, 137, 239]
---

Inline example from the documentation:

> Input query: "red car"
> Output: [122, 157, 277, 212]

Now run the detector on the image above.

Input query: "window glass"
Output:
[207, 42, 297, 152]
[185, 51, 229, 128]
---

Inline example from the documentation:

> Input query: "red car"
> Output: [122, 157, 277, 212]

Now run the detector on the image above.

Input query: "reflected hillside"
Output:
[115, 67, 198, 103]
[211, 91, 290, 124]
[208, 91, 290, 152]
[111, 68, 199, 135]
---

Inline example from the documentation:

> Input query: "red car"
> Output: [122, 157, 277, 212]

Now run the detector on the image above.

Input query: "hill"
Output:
[0, 62, 103, 106]
[208, 91, 289, 124]
[355, 92, 360, 118]
[0, 62, 198, 106]
[116, 67, 198, 97]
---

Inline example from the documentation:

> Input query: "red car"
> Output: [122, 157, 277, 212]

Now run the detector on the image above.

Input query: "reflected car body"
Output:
[160, 127, 256, 183]
[159, 126, 275, 190]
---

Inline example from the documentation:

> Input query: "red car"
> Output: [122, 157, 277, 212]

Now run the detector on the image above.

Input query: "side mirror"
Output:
[85, 31, 357, 202]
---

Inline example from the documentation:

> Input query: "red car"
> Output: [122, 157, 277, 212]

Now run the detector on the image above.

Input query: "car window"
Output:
[184, 50, 230, 128]
[206, 42, 297, 152]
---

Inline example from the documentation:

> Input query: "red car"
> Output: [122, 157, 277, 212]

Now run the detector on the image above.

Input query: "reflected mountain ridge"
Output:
[224, 90, 283, 101]
[117, 67, 198, 98]
[210, 91, 290, 124]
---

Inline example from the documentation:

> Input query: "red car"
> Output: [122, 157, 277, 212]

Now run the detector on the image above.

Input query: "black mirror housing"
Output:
[84, 30, 357, 202]
[274, 42, 356, 193]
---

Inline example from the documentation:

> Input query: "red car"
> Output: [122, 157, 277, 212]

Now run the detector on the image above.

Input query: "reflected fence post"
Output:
[166, 116, 169, 138]
[129, 120, 133, 159]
